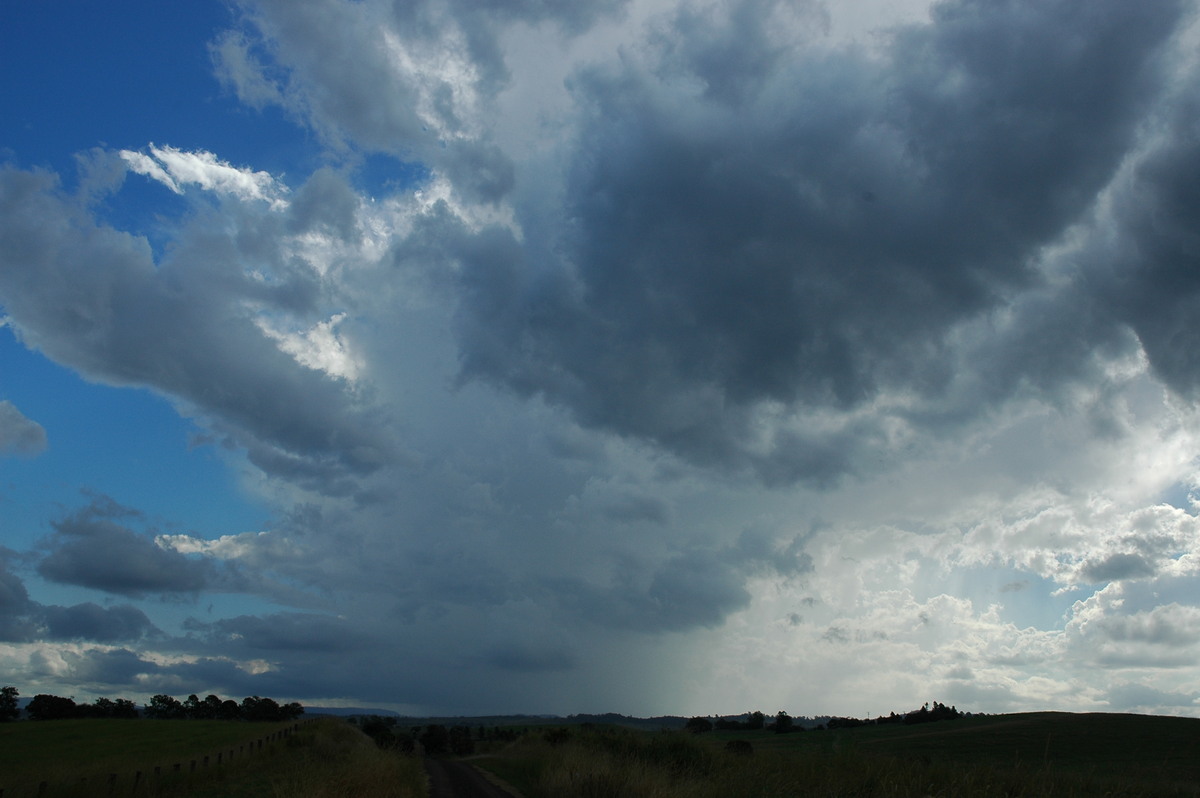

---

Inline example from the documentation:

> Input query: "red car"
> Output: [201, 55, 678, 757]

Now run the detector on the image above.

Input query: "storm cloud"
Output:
[4, 0, 1200, 718]
[456, 0, 1189, 482]
[37, 497, 211, 597]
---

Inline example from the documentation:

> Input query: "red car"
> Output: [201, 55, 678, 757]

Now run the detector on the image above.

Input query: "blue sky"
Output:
[0, 324, 269, 547]
[4, 0, 1200, 719]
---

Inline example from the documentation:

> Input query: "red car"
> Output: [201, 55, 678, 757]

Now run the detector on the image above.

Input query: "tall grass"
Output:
[0, 718, 426, 798]
[482, 726, 1200, 798]
[263, 719, 426, 798]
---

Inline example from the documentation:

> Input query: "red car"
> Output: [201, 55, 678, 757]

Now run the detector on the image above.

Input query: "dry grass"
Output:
[264, 720, 426, 798]
[0, 717, 427, 798]
[476, 724, 1200, 798]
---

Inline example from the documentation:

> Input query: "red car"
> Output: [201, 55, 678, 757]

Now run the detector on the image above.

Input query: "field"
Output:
[0, 717, 425, 797]
[468, 712, 1200, 798]
[4, 711, 1200, 797]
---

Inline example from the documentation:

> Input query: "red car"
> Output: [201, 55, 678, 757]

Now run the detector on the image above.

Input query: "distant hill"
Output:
[366, 712, 688, 730]
[305, 706, 402, 717]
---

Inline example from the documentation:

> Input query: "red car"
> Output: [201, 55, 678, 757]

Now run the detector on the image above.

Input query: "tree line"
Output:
[0, 686, 303, 722]
[354, 715, 523, 756]
[685, 701, 964, 734]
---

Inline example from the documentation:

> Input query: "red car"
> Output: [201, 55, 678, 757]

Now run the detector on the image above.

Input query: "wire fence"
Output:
[0, 719, 317, 798]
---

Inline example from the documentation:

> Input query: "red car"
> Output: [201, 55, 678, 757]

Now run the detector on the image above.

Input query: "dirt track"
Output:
[423, 757, 518, 798]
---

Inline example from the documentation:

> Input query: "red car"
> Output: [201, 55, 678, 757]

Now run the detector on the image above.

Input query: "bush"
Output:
[27, 694, 78, 720]
[0, 686, 19, 721]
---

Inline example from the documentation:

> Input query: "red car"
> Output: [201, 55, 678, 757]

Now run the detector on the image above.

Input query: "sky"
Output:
[3, 0, 1200, 719]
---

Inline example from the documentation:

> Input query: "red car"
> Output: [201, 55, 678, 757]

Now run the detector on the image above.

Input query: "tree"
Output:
[112, 698, 139, 719]
[89, 697, 116, 718]
[685, 716, 713, 733]
[420, 724, 449, 755]
[202, 694, 222, 719]
[241, 695, 282, 722]
[0, 686, 19, 721]
[746, 710, 765, 730]
[146, 694, 184, 719]
[27, 694, 77, 721]
[773, 710, 793, 734]
[449, 725, 475, 755]
[362, 717, 396, 748]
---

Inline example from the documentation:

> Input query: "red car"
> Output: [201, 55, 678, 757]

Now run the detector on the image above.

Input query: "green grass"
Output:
[0, 718, 293, 792]
[471, 714, 1200, 798]
[713, 712, 1200, 786]
[0, 717, 427, 797]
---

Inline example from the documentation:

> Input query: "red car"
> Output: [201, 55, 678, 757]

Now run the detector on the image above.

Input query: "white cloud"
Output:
[120, 145, 288, 209]
[255, 313, 363, 382]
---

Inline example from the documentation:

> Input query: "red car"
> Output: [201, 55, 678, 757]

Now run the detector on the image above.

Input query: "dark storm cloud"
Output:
[185, 612, 368, 653]
[0, 549, 158, 642]
[0, 167, 392, 487]
[153, 655, 357, 701]
[1090, 92, 1200, 400]
[0, 552, 39, 642]
[36, 497, 211, 597]
[550, 548, 753, 632]
[43, 602, 158, 643]
[597, 490, 671, 525]
[454, 0, 1187, 482]
[69, 648, 161, 686]
[482, 640, 576, 672]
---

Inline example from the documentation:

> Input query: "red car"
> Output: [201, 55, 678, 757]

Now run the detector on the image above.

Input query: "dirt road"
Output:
[423, 757, 518, 798]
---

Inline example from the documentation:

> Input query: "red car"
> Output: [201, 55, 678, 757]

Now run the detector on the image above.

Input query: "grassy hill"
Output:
[471, 711, 1200, 797]
[3, 710, 1198, 797]
[0, 717, 424, 797]
[836, 712, 1200, 783]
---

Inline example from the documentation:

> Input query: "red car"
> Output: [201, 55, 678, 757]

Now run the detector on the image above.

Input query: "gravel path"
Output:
[423, 757, 519, 798]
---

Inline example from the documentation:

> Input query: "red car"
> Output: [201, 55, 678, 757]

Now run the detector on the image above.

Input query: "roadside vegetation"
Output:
[0, 716, 425, 797]
[469, 712, 1200, 798]
[7, 689, 1200, 797]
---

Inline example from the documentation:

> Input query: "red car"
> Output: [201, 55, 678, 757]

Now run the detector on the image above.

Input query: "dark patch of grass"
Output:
[487, 712, 1200, 797]
[0, 718, 296, 795]
[729, 712, 1200, 787]
[0, 718, 426, 797]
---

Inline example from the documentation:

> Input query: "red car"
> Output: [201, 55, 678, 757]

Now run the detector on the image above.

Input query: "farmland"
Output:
[465, 711, 1200, 797]
[0, 717, 424, 797]
[3, 711, 1200, 796]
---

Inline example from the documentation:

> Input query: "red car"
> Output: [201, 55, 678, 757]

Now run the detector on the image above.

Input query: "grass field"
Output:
[469, 712, 1200, 797]
[0, 717, 426, 797]
[6, 711, 1200, 797]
